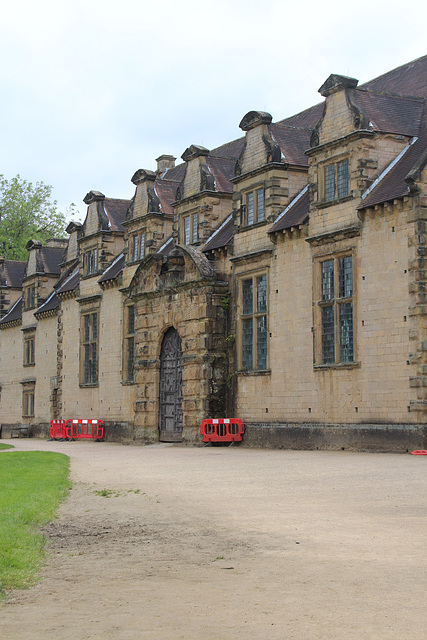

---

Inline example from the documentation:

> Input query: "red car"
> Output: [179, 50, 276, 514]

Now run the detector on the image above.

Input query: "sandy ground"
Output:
[0, 439, 426, 640]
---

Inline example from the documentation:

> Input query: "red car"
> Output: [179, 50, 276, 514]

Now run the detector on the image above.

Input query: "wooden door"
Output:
[159, 328, 183, 442]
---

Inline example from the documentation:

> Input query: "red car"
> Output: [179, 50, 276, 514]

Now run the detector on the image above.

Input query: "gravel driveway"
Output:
[1, 439, 426, 640]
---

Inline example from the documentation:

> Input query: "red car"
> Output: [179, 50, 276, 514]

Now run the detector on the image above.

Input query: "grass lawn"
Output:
[0, 451, 70, 598]
[0, 443, 14, 450]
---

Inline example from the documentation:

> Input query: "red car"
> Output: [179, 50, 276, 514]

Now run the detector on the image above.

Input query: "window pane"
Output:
[132, 236, 139, 261]
[247, 192, 254, 225]
[184, 217, 190, 244]
[324, 164, 335, 201]
[242, 318, 253, 370]
[321, 260, 334, 300]
[257, 315, 267, 370]
[257, 275, 267, 313]
[84, 315, 90, 341]
[340, 302, 353, 362]
[127, 337, 135, 381]
[242, 280, 253, 315]
[337, 160, 349, 198]
[84, 344, 91, 383]
[322, 305, 335, 364]
[256, 189, 264, 222]
[192, 214, 198, 243]
[339, 256, 353, 298]
[91, 344, 97, 383]
[128, 306, 135, 335]
[92, 313, 98, 340]
[139, 233, 145, 259]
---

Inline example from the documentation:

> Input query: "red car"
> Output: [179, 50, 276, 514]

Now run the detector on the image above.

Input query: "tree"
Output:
[0, 174, 75, 260]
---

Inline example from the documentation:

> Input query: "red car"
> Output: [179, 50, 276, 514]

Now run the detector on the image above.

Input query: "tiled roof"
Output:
[37, 246, 65, 275]
[155, 180, 179, 214]
[270, 124, 312, 166]
[56, 270, 80, 295]
[356, 54, 427, 209]
[0, 260, 26, 288]
[362, 54, 427, 99]
[157, 236, 175, 256]
[160, 163, 186, 182]
[277, 103, 324, 129]
[206, 157, 236, 192]
[103, 198, 131, 232]
[203, 215, 234, 252]
[98, 253, 125, 283]
[210, 137, 245, 159]
[35, 291, 59, 316]
[350, 88, 423, 137]
[358, 130, 426, 210]
[0, 296, 22, 326]
[269, 186, 309, 233]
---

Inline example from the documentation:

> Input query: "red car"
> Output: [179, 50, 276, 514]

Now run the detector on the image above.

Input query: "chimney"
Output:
[156, 155, 176, 176]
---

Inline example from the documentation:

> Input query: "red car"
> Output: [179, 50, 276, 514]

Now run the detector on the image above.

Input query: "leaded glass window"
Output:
[82, 312, 98, 384]
[124, 305, 135, 382]
[240, 274, 268, 371]
[318, 254, 354, 365]
[323, 159, 349, 202]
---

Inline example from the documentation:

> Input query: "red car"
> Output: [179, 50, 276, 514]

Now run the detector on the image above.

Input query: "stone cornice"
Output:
[306, 225, 361, 246]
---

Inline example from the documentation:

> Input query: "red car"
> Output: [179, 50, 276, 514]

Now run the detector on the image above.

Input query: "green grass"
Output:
[0, 451, 70, 598]
[0, 444, 14, 451]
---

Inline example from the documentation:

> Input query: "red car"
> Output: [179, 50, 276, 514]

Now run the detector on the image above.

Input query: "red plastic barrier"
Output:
[50, 419, 67, 440]
[66, 419, 104, 441]
[200, 418, 244, 443]
[410, 450, 427, 455]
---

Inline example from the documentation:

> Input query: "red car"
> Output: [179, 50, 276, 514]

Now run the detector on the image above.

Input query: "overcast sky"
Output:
[1, 0, 426, 221]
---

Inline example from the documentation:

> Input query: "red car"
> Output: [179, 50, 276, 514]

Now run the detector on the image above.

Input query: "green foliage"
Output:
[0, 174, 75, 260]
[0, 451, 70, 598]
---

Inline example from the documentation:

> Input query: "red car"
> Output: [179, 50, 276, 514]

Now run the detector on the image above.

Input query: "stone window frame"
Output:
[237, 269, 268, 372]
[24, 284, 36, 310]
[182, 213, 199, 245]
[241, 187, 265, 226]
[80, 311, 99, 386]
[85, 247, 98, 276]
[319, 156, 349, 203]
[23, 334, 35, 366]
[313, 251, 356, 368]
[123, 304, 135, 383]
[22, 383, 35, 418]
[131, 232, 146, 262]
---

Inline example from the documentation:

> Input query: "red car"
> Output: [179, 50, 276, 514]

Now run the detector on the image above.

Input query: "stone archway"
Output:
[159, 327, 183, 442]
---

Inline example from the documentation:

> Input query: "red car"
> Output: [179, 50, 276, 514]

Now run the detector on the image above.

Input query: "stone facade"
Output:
[1, 55, 427, 450]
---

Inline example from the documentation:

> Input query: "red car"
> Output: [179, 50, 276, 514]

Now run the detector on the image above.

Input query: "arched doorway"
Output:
[159, 327, 183, 442]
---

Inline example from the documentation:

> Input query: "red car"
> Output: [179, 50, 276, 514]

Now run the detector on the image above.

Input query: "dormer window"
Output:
[183, 214, 199, 244]
[131, 233, 145, 262]
[323, 159, 349, 202]
[86, 248, 98, 275]
[26, 285, 36, 309]
[242, 188, 265, 226]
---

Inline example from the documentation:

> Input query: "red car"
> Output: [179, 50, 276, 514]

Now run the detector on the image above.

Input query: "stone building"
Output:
[1, 55, 427, 451]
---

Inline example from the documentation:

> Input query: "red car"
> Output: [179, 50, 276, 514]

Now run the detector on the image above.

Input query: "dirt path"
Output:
[0, 439, 426, 640]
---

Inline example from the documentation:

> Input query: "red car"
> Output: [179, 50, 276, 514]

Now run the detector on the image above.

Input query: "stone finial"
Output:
[131, 169, 157, 185]
[181, 145, 209, 162]
[25, 239, 42, 250]
[66, 221, 83, 234]
[83, 191, 105, 205]
[239, 111, 273, 131]
[156, 155, 176, 175]
[318, 74, 359, 97]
